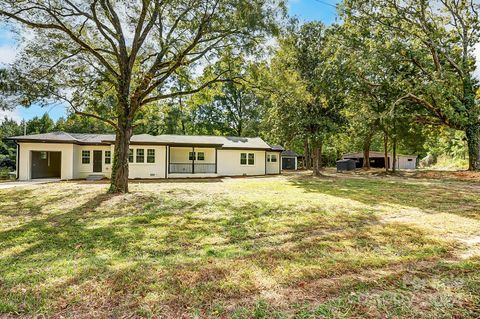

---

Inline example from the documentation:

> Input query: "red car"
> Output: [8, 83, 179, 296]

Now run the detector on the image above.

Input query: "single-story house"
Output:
[343, 151, 417, 170]
[8, 132, 284, 180]
[281, 150, 299, 170]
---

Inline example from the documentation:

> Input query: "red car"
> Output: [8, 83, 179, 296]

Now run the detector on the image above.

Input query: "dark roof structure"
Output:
[269, 144, 285, 151]
[343, 151, 417, 158]
[7, 132, 115, 145]
[9, 132, 278, 150]
[281, 150, 299, 157]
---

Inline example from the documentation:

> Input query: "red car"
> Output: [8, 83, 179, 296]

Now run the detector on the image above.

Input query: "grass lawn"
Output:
[0, 170, 479, 318]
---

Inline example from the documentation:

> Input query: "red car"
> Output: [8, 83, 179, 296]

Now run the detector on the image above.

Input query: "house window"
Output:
[136, 149, 144, 163]
[40, 151, 47, 160]
[189, 152, 195, 161]
[248, 153, 255, 165]
[82, 150, 90, 164]
[408, 158, 413, 162]
[128, 149, 134, 163]
[240, 153, 247, 165]
[241, 153, 255, 165]
[197, 152, 205, 161]
[267, 154, 277, 163]
[105, 151, 111, 164]
[147, 149, 155, 163]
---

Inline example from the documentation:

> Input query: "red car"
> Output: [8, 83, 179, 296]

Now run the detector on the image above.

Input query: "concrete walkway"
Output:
[0, 179, 60, 189]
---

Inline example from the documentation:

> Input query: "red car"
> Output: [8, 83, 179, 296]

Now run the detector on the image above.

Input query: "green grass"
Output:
[0, 171, 479, 318]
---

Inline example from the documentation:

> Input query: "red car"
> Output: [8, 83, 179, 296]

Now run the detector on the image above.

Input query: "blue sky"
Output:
[0, 1, 338, 122]
[1, 0, 479, 123]
[0, 0, 340, 122]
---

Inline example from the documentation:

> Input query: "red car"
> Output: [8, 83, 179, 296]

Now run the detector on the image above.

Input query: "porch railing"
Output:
[169, 163, 216, 174]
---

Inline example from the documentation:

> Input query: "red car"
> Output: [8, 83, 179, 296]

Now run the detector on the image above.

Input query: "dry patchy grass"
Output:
[0, 171, 479, 318]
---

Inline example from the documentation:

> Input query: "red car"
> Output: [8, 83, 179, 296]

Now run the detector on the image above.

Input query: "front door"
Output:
[93, 150, 102, 172]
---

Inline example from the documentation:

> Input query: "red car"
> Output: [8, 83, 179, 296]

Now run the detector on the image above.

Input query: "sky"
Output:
[0, 0, 478, 123]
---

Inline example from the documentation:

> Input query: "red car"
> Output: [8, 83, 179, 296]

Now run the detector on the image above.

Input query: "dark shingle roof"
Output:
[9, 132, 276, 150]
[343, 151, 417, 158]
[269, 144, 285, 151]
[281, 150, 299, 157]
[7, 132, 115, 144]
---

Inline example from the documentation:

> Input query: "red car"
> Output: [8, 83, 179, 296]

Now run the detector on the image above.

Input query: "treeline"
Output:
[0, 0, 478, 181]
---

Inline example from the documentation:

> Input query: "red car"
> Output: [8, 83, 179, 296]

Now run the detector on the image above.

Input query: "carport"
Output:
[31, 151, 61, 179]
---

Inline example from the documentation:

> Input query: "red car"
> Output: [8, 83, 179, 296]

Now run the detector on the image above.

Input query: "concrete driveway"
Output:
[0, 179, 60, 189]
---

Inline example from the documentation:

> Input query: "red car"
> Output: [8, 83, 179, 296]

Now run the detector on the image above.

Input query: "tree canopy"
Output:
[0, 0, 478, 184]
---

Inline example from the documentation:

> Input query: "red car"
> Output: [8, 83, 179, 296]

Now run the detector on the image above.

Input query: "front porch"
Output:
[168, 146, 217, 176]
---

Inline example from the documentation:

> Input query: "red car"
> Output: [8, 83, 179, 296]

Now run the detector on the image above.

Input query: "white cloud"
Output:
[0, 45, 17, 66]
[0, 108, 21, 122]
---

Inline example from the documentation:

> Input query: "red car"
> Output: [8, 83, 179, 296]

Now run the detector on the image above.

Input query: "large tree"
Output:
[266, 22, 347, 175]
[344, 0, 480, 170]
[0, 0, 283, 192]
[193, 52, 262, 136]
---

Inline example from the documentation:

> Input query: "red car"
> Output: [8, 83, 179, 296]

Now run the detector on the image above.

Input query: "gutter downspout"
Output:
[215, 148, 217, 174]
[15, 141, 19, 180]
[165, 146, 168, 179]
[264, 151, 267, 175]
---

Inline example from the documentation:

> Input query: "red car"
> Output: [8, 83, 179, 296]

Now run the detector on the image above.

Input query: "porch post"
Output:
[215, 148, 218, 174]
[192, 146, 195, 174]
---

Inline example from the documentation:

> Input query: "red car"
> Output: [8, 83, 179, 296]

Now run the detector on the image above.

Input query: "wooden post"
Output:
[383, 132, 388, 171]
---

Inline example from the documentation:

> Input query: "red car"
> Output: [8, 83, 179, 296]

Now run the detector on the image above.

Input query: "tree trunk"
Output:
[304, 139, 311, 170]
[109, 119, 133, 194]
[363, 135, 372, 169]
[392, 135, 397, 173]
[312, 140, 322, 176]
[237, 120, 242, 137]
[383, 132, 388, 172]
[466, 125, 480, 171]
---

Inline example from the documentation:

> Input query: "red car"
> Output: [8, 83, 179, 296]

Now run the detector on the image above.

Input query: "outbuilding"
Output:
[343, 151, 417, 170]
[281, 150, 299, 170]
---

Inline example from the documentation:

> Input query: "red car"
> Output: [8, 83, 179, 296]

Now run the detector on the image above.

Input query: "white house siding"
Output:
[17, 143, 279, 180]
[266, 151, 281, 174]
[396, 156, 417, 169]
[217, 149, 266, 176]
[18, 142, 74, 180]
[128, 145, 166, 179]
[73, 145, 113, 179]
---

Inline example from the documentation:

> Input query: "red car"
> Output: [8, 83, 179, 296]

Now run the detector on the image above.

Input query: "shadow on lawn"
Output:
[0, 186, 460, 318]
[288, 174, 480, 220]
